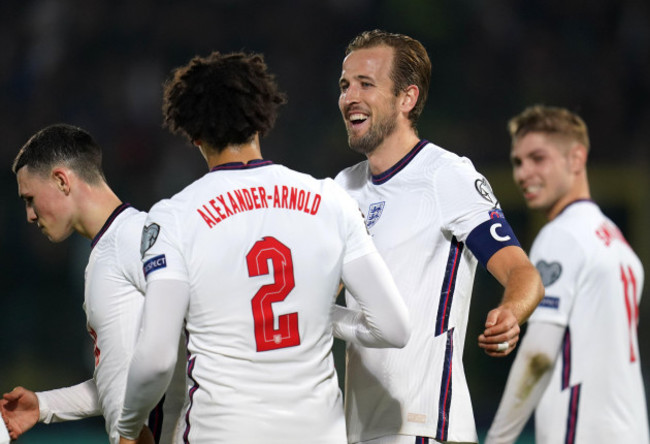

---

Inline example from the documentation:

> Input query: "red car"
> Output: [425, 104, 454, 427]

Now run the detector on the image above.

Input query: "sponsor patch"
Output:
[536, 260, 562, 287]
[143, 254, 167, 277]
[366, 201, 385, 228]
[475, 177, 498, 205]
[539, 296, 560, 309]
[140, 223, 160, 257]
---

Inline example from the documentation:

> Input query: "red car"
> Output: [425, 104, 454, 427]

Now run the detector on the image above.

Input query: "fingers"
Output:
[3, 387, 25, 402]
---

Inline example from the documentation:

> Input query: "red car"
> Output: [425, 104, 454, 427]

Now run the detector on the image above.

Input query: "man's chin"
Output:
[348, 137, 377, 156]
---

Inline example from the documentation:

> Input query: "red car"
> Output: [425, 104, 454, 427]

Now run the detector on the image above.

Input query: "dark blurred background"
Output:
[1, 0, 648, 442]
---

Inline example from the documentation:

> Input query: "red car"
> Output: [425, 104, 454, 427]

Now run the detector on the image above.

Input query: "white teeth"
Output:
[524, 185, 541, 193]
[349, 113, 367, 122]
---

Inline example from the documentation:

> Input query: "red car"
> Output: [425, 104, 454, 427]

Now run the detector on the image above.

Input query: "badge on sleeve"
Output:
[140, 223, 160, 257]
[474, 177, 498, 206]
[536, 260, 562, 287]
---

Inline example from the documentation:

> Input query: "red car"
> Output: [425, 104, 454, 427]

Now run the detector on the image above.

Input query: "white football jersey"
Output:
[527, 200, 649, 443]
[335, 140, 520, 443]
[85, 204, 184, 444]
[141, 161, 377, 443]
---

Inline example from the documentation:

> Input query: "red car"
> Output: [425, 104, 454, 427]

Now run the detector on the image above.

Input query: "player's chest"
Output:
[351, 185, 442, 250]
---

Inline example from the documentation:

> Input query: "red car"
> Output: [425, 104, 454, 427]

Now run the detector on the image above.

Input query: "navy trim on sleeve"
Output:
[465, 217, 520, 268]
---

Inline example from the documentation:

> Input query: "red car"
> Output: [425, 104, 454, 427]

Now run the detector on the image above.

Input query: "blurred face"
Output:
[510, 132, 575, 219]
[338, 45, 399, 155]
[16, 167, 74, 242]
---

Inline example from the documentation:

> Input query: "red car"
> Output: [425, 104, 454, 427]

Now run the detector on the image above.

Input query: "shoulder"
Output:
[334, 160, 369, 190]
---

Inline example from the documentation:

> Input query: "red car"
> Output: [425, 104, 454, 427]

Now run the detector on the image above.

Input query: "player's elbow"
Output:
[377, 313, 412, 349]
[390, 320, 412, 348]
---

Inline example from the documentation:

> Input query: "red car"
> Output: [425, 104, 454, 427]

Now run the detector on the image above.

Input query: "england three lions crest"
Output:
[366, 201, 385, 228]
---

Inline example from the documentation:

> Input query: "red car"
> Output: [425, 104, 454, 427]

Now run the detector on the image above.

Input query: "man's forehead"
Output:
[343, 46, 393, 72]
[16, 166, 47, 190]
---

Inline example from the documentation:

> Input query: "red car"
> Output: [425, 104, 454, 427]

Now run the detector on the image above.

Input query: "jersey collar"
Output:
[91, 203, 132, 249]
[371, 139, 428, 185]
[209, 159, 273, 172]
[556, 198, 595, 218]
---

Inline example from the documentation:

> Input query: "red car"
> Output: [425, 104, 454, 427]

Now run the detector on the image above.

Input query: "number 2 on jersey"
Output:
[246, 236, 301, 352]
[620, 264, 639, 363]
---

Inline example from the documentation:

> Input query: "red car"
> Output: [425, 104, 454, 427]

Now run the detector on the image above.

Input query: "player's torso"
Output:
[148, 164, 349, 442]
[531, 201, 649, 442]
[84, 207, 147, 438]
[336, 142, 486, 443]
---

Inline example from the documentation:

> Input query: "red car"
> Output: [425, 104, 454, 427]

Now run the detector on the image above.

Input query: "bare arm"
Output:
[479, 245, 544, 357]
[485, 322, 564, 443]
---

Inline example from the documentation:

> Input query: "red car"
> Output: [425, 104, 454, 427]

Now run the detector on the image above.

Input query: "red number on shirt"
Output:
[620, 265, 639, 362]
[246, 236, 300, 352]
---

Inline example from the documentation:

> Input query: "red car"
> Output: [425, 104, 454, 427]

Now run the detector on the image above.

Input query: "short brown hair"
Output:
[508, 105, 590, 151]
[346, 30, 431, 128]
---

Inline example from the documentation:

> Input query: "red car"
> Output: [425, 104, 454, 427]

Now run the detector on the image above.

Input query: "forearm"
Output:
[487, 246, 544, 324]
[332, 305, 379, 347]
[500, 262, 544, 324]
[486, 323, 563, 443]
[339, 252, 411, 348]
[36, 379, 101, 423]
[117, 279, 188, 440]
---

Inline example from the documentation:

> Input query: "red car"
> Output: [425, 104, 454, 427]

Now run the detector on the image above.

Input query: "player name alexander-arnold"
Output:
[197, 185, 322, 228]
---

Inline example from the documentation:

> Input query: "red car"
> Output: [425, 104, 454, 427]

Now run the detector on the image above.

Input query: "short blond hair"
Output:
[508, 105, 590, 151]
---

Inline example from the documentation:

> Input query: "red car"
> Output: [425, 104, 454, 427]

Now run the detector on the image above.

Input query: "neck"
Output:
[366, 128, 420, 176]
[546, 175, 591, 221]
[73, 181, 123, 240]
[201, 135, 263, 170]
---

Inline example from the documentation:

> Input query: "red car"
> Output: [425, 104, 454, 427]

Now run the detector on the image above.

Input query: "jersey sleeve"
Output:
[434, 158, 520, 266]
[527, 225, 585, 327]
[140, 200, 189, 283]
[36, 379, 101, 423]
[117, 212, 148, 293]
[326, 178, 377, 264]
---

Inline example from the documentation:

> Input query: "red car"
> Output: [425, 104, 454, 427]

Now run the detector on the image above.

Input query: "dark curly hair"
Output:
[162, 51, 287, 151]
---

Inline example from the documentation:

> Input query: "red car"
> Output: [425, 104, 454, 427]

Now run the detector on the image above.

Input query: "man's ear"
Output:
[52, 167, 71, 195]
[569, 143, 588, 174]
[400, 85, 420, 114]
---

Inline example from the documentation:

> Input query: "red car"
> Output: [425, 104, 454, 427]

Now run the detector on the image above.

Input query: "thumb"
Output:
[484, 309, 500, 328]
[3, 387, 23, 401]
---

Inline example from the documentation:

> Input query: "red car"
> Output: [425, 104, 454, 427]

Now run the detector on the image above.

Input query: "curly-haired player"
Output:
[116, 51, 411, 444]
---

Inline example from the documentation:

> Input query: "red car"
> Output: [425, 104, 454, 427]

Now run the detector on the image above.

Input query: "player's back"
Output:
[531, 201, 649, 443]
[145, 161, 363, 443]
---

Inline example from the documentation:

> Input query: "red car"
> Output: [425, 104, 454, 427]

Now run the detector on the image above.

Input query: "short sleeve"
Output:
[140, 200, 189, 283]
[117, 212, 148, 293]
[527, 226, 585, 327]
[435, 157, 502, 242]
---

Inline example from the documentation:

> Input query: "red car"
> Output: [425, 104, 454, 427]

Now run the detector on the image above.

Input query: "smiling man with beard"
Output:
[333, 30, 544, 444]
